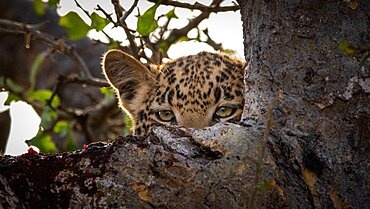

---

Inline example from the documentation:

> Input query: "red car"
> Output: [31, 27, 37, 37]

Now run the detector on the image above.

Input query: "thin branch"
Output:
[73, 0, 114, 43]
[62, 75, 109, 87]
[95, 4, 136, 33]
[111, 0, 123, 21]
[122, 0, 139, 21]
[147, 0, 240, 12]
[46, 76, 63, 111]
[111, 0, 139, 58]
[0, 19, 108, 87]
[158, 17, 171, 41]
[203, 29, 223, 51]
[96, 4, 117, 27]
[73, 0, 90, 18]
[162, 0, 224, 47]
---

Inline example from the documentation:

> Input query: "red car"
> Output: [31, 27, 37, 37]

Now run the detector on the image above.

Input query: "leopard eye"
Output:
[155, 110, 175, 122]
[214, 106, 237, 119]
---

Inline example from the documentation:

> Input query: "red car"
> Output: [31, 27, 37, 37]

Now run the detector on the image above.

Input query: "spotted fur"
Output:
[103, 50, 246, 136]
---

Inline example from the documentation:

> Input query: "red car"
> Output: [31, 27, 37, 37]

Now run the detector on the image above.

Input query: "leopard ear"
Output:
[102, 50, 156, 116]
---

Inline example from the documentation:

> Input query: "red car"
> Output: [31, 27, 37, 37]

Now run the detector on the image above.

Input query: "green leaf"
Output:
[27, 130, 58, 153]
[175, 36, 191, 43]
[27, 90, 61, 108]
[29, 53, 46, 91]
[90, 12, 110, 31]
[65, 135, 77, 151]
[109, 41, 120, 49]
[48, 0, 60, 8]
[54, 120, 68, 133]
[59, 12, 91, 40]
[165, 9, 178, 19]
[4, 93, 21, 105]
[54, 121, 76, 151]
[100, 87, 115, 105]
[159, 41, 170, 53]
[40, 107, 58, 129]
[339, 40, 357, 56]
[137, 3, 160, 36]
[33, 0, 45, 15]
[221, 49, 236, 54]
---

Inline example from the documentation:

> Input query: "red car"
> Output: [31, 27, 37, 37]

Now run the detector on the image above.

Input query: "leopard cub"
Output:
[103, 50, 246, 136]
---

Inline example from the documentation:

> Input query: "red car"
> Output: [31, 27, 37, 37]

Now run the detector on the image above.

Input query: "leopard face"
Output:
[103, 50, 246, 136]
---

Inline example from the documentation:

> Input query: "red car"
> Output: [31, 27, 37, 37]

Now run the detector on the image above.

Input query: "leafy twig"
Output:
[96, 4, 116, 26]
[73, 0, 114, 43]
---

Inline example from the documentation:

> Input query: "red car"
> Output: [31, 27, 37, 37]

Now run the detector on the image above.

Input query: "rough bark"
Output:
[1, 125, 281, 209]
[239, 0, 370, 208]
[0, 0, 369, 209]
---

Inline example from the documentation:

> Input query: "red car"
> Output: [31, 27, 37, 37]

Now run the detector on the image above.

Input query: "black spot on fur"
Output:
[224, 60, 234, 69]
[167, 73, 176, 84]
[214, 87, 221, 103]
[135, 127, 142, 136]
[235, 90, 242, 96]
[178, 61, 184, 67]
[138, 110, 145, 121]
[167, 89, 174, 106]
[203, 92, 207, 99]
[224, 92, 235, 100]
[214, 60, 221, 66]
[220, 72, 229, 80]
[216, 75, 225, 83]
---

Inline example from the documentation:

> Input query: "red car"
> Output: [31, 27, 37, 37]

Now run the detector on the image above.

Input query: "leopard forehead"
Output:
[150, 51, 245, 112]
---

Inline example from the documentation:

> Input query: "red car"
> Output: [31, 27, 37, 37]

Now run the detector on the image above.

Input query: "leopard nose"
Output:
[178, 114, 211, 129]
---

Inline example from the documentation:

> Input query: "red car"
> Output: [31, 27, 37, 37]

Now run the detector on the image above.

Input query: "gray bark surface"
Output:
[0, 0, 369, 208]
[240, 0, 369, 208]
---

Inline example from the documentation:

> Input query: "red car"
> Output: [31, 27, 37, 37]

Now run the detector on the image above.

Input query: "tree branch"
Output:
[122, 0, 139, 21]
[203, 29, 223, 51]
[162, 0, 224, 47]
[0, 19, 107, 87]
[148, 0, 240, 12]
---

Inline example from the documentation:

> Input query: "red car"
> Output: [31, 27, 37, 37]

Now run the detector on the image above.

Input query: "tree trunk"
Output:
[239, 0, 370, 208]
[0, 1, 369, 209]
